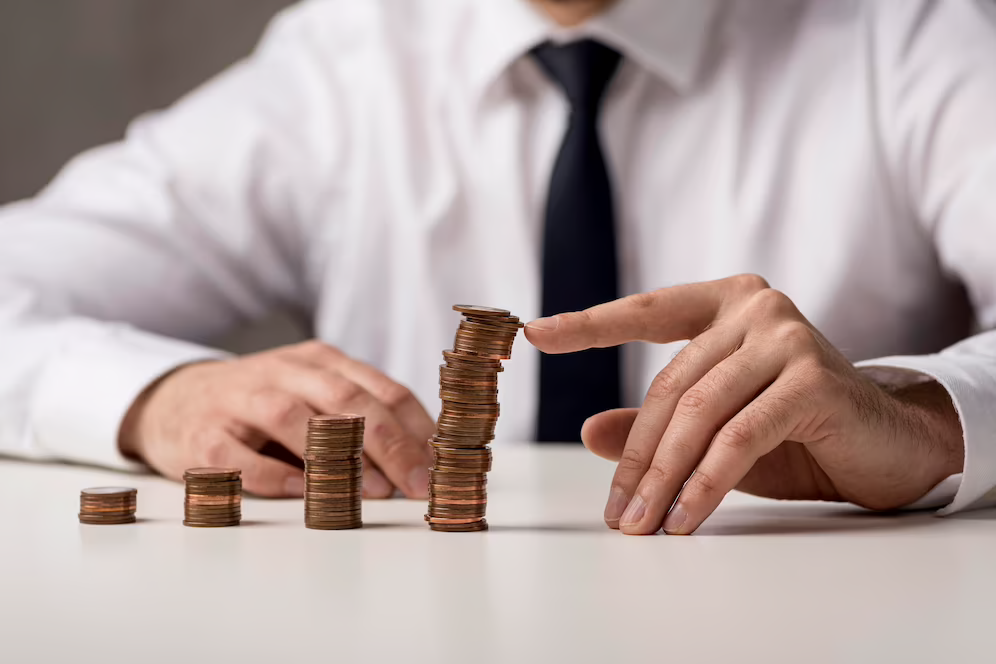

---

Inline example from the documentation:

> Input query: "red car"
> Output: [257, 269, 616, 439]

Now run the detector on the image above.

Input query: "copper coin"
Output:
[429, 470, 488, 481]
[183, 521, 239, 528]
[452, 305, 511, 317]
[79, 503, 136, 511]
[425, 516, 487, 525]
[187, 498, 241, 507]
[428, 505, 487, 516]
[430, 497, 488, 506]
[442, 350, 503, 366]
[183, 478, 242, 488]
[80, 507, 135, 516]
[310, 413, 364, 424]
[439, 365, 500, 378]
[184, 467, 241, 478]
[79, 515, 137, 525]
[81, 487, 137, 497]
[464, 314, 523, 328]
[428, 522, 488, 532]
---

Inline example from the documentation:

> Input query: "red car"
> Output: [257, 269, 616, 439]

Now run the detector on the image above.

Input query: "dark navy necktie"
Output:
[531, 40, 623, 442]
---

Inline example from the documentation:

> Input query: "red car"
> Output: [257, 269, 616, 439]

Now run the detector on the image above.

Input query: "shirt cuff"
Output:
[856, 353, 996, 515]
[31, 324, 230, 471]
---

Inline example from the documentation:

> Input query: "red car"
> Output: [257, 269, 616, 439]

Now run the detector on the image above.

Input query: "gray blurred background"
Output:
[0, 0, 303, 349]
[0, 0, 293, 204]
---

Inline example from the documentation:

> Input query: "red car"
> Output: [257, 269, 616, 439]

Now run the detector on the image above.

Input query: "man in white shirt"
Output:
[1, 0, 995, 535]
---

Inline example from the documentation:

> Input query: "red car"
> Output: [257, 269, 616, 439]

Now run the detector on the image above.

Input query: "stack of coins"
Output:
[78, 487, 137, 525]
[304, 414, 364, 530]
[426, 305, 522, 532]
[183, 468, 242, 527]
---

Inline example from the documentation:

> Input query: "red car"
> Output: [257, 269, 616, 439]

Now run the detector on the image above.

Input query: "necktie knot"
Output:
[531, 39, 622, 117]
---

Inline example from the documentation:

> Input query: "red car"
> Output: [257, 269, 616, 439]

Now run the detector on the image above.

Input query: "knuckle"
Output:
[301, 339, 327, 354]
[557, 309, 589, 330]
[716, 419, 755, 453]
[563, 308, 597, 341]
[380, 384, 415, 410]
[321, 374, 365, 406]
[617, 447, 650, 475]
[731, 273, 770, 294]
[774, 321, 817, 351]
[255, 392, 301, 428]
[748, 287, 796, 319]
[642, 463, 671, 487]
[627, 290, 659, 311]
[677, 387, 712, 418]
[298, 340, 341, 361]
[379, 432, 412, 460]
[686, 468, 720, 498]
[646, 367, 682, 401]
[200, 437, 232, 467]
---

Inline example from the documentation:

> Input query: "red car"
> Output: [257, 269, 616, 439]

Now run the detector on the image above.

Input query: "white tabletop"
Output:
[0, 446, 993, 664]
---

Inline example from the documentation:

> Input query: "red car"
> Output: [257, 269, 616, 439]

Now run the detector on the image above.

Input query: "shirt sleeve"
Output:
[862, 0, 996, 513]
[0, 5, 343, 469]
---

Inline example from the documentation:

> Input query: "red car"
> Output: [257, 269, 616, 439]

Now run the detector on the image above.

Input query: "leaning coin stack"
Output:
[183, 468, 242, 527]
[426, 305, 523, 532]
[304, 414, 364, 530]
[79, 487, 137, 525]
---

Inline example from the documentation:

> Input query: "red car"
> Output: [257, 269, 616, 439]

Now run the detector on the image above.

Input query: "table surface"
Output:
[1, 446, 993, 664]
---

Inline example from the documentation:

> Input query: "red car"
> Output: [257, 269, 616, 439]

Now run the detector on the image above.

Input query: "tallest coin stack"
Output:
[426, 305, 523, 532]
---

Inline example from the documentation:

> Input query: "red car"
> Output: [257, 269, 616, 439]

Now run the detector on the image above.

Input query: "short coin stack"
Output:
[304, 414, 364, 530]
[183, 468, 242, 527]
[426, 305, 522, 532]
[79, 487, 137, 525]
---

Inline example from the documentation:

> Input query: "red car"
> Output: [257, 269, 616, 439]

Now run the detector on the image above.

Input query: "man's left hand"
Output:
[525, 275, 964, 535]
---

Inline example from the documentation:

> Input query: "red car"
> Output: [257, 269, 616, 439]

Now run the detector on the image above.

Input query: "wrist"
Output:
[883, 379, 965, 480]
[117, 361, 210, 462]
[118, 379, 160, 462]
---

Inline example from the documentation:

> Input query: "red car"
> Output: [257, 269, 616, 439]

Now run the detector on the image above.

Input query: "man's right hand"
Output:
[118, 341, 435, 498]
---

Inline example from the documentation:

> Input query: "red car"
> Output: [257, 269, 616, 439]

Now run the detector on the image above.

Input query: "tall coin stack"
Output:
[304, 414, 364, 530]
[183, 468, 242, 527]
[79, 487, 137, 525]
[426, 305, 523, 532]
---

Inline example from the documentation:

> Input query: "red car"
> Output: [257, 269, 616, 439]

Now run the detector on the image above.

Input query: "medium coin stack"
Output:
[79, 487, 137, 525]
[426, 305, 522, 532]
[183, 468, 242, 527]
[304, 414, 364, 530]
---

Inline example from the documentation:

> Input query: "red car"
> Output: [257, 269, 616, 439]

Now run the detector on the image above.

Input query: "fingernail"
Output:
[526, 316, 560, 331]
[364, 468, 393, 497]
[663, 503, 689, 535]
[619, 494, 647, 529]
[284, 475, 305, 497]
[604, 488, 628, 525]
[408, 466, 429, 499]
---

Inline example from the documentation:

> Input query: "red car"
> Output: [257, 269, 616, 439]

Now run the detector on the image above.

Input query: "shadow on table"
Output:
[945, 507, 996, 521]
[230, 521, 403, 529]
[486, 523, 611, 534]
[696, 505, 951, 537]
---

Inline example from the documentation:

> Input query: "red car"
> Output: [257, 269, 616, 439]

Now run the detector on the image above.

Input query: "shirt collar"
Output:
[467, 0, 721, 100]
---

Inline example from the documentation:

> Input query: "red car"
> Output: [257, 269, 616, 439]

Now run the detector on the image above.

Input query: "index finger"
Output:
[524, 274, 766, 354]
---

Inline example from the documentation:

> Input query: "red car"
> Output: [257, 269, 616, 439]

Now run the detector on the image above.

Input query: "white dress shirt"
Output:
[2, 0, 996, 513]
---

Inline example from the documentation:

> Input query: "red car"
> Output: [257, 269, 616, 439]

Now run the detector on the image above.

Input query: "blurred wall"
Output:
[0, 0, 294, 204]
[0, 0, 306, 351]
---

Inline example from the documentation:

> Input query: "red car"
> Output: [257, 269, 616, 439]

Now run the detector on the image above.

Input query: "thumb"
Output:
[581, 408, 640, 461]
